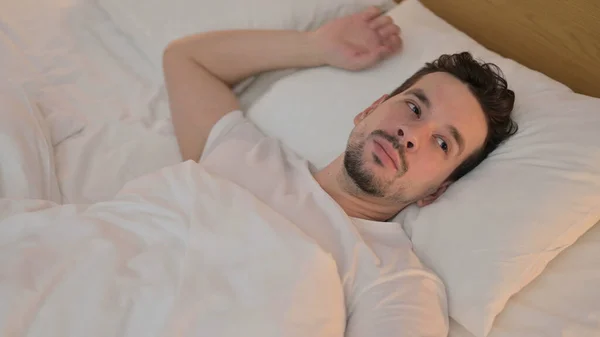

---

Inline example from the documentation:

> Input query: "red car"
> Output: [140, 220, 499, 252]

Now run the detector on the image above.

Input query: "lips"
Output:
[373, 139, 400, 171]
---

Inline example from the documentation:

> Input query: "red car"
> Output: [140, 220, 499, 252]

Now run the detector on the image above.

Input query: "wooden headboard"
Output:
[394, 0, 600, 98]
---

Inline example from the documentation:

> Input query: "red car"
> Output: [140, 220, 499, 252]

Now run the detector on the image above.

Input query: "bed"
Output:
[1, 0, 599, 336]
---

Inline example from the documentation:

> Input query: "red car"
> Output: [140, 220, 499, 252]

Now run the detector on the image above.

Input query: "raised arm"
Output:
[163, 6, 401, 162]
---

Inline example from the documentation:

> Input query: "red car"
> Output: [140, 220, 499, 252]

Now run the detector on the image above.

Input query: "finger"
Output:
[378, 44, 394, 58]
[366, 45, 392, 64]
[358, 6, 382, 21]
[350, 39, 395, 70]
[352, 53, 380, 70]
[385, 34, 403, 53]
[391, 35, 403, 51]
[368, 15, 393, 30]
[378, 24, 401, 39]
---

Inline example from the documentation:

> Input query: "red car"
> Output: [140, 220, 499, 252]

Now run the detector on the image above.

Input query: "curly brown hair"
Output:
[388, 52, 518, 182]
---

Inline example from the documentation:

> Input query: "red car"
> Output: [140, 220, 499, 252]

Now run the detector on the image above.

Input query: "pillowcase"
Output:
[483, 218, 600, 337]
[245, 0, 600, 336]
[95, 0, 396, 71]
[0, 82, 62, 204]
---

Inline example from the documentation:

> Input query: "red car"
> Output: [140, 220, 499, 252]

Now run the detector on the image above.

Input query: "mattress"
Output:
[1, 0, 598, 336]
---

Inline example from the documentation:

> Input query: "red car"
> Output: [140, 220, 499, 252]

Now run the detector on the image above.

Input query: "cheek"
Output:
[409, 154, 454, 182]
[368, 106, 407, 130]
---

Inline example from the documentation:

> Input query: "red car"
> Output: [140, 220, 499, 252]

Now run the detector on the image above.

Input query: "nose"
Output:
[397, 127, 420, 152]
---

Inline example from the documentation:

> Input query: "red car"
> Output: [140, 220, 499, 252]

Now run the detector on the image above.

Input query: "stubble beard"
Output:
[343, 138, 386, 197]
[341, 130, 418, 204]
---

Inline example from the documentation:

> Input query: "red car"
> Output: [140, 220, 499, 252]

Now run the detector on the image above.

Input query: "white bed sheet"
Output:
[0, 162, 345, 337]
[1, 0, 291, 204]
[1, 0, 599, 336]
[1, 0, 183, 204]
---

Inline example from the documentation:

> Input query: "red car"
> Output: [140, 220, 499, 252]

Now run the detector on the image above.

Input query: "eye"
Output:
[407, 101, 421, 118]
[436, 137, 449, 153]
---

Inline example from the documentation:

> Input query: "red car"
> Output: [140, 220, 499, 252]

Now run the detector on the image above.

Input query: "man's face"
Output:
[344, 72, 488, 206]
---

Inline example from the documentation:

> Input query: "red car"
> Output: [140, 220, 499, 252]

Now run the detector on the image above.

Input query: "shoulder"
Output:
[351, 219, 438, 274]
[198, 110, 311, 199]
[200, 110, 265, 161]
[356, 219, 446, 295]
[346, 219, 449, 337]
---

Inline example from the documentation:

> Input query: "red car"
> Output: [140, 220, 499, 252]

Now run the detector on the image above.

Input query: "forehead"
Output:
[409, 72, 481, 116]
[401, 72, 488, 150]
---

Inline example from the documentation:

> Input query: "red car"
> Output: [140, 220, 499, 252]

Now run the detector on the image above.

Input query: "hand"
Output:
[311, 6, 402, 71]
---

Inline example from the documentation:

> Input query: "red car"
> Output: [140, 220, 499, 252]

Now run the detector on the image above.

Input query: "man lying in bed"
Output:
[163, 6, 517, 337]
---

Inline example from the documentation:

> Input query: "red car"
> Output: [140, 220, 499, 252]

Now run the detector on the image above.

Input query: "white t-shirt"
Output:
[200, 110, 449, 337]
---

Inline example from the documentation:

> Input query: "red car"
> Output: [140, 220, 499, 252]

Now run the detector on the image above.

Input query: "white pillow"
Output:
[245, 1, 600, 336]
[95, 0, 396, 71]
[482, 219, 600, 337]
[0, 83, 62, 203]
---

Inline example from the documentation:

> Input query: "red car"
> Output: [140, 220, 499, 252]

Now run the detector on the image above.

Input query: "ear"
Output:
[353, 94, 389, 125]
[416, 181, 452, 207]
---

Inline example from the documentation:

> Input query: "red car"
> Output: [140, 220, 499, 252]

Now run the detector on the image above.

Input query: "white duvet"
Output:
[0, 162, 345, 337]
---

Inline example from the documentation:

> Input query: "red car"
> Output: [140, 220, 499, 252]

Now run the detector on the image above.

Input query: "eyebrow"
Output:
[406, 88, 430, 109]
[448, 125, 465, 156]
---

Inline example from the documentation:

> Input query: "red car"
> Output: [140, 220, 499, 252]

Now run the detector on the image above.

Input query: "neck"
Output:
[313, 156, 409, 222]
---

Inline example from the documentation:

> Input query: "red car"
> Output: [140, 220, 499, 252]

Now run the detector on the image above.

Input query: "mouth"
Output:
[373, 139, 400, 171]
